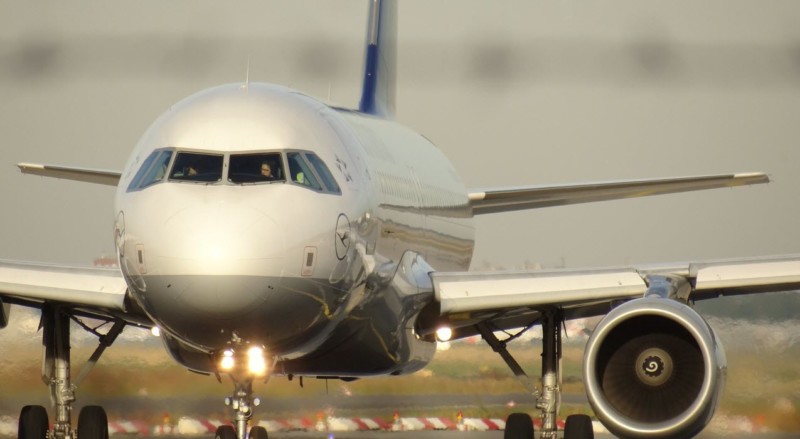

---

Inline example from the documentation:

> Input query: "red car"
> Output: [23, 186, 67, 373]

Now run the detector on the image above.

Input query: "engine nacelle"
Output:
[583, 298, 726, 438]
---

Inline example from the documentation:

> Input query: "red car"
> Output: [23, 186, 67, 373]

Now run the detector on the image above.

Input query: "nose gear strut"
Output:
[216, 341, 272, 439]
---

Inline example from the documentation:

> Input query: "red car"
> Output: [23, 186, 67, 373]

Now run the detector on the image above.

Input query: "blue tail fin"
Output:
[358, 0, 397, 118]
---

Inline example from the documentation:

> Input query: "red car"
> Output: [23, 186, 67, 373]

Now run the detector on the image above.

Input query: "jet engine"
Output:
[583, 298, 726, 438]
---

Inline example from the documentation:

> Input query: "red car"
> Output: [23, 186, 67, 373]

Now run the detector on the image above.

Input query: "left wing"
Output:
[421, 255, 800, 338]
[468, 173, 769, 215]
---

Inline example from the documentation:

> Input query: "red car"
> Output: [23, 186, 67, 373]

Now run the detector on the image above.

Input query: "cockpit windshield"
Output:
[169, 152, 223, 183]
[127, 148, 341, 195]
[286, 151, 341, 194]
[229, 153, 285, 184]
[127, 148, 173, 191]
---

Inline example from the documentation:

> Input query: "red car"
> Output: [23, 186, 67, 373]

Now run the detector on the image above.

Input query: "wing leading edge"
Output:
[426, 255, 800, 339]
[0, 259, 154, 327]
[468, 172, 769, 215]
[0, 259, 127, 310]
[17, 163, 121, 186]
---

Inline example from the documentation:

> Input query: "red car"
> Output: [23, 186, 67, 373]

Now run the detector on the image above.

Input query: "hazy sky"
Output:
[2, 1, 800, 270]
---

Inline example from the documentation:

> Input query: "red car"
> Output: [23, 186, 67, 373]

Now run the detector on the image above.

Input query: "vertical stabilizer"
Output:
[358, 0, 397, 118]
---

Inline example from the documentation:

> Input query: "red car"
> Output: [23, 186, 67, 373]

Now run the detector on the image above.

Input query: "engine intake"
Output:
[583, 298, 726, 438]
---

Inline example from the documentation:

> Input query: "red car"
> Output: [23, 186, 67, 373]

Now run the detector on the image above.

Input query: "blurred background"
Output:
[0, 0, 798, 433]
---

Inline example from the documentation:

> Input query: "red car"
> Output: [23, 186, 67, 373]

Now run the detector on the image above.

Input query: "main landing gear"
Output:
[19, 305, 125, 439]
[479, 309, 594, 439]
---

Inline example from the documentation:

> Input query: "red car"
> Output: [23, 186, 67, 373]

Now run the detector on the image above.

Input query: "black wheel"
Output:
[249, 425, 268, 439]
[77, 405, 109, 439]
[18, 405, 48, 439]
[215, 425, 236, 439]
[564, 414, 593, 439]
[504, 413, 534, 439]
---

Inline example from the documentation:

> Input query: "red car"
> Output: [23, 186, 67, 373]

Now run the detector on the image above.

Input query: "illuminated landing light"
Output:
[220, 350, 235, 371]
[151, 326, 161, 337]
[248, 346, 268, 376]
[436, 326, 453, 342]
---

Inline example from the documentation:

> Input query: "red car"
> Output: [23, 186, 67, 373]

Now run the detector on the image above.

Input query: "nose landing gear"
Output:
[215, 343, 272, 439]
[221, 380, 263, 439]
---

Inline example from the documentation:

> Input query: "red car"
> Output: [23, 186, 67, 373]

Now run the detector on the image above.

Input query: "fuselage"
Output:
[114, 83, 474, 376]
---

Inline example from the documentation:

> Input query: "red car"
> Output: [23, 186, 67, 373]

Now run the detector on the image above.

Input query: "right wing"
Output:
[17, 163, 122, 186]
[468, 173, 769, 215]
[0, 259, 151, 327]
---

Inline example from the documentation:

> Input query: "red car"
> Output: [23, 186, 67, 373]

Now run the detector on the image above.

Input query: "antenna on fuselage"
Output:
[242, 56, 251, 91]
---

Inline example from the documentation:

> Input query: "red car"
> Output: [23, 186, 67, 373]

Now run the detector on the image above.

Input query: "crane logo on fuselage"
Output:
[335, 213, 351, 261]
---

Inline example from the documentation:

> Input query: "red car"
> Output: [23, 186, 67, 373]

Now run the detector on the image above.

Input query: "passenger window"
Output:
[305, 153, 341, 194]
[169, 152, 223, 183]
[229, 153, 285, 184]
[287, 152, 323, 190]
[127, 149, 173, 192]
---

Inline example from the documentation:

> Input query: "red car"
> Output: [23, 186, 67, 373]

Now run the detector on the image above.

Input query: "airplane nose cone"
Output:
[163, 203, 286, 272]
[154, 202, 286, 318]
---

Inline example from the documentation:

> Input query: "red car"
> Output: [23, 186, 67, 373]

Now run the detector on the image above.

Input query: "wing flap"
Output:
[0, 260, 127, 310]
[468, 173, 769, 215]
[18, 163, 121, 186]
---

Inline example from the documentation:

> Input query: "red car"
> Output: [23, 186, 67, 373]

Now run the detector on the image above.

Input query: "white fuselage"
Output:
[114, 83, 474, 376]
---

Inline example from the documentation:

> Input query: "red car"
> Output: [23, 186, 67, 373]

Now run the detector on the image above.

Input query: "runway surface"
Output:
[92, 432, 798, 439]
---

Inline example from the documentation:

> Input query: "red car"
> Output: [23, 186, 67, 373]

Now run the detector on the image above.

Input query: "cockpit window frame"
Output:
[127, 147, 342, 196]
[285, 150, 342, 195]
[228, 152, 287, 185]
[126, 147, 175, 192]
[168, 151, 225, 184]
[304, 152, 341, 194]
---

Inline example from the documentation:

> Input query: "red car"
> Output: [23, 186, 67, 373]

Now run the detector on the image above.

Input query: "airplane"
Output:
[3, 1, 800, 439]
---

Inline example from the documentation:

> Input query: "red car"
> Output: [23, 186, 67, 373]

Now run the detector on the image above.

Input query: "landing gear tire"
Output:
[564, 414, 593, 439]
[18, 405, 48, 439]
[77, 405, 109, 439]
[504, 413, 534, 439]
[250, 426, 268, 439]
[215, 425, 237, 439]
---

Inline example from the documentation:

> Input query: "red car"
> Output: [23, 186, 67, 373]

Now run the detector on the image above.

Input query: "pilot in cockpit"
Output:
[260, 161, 276, 181]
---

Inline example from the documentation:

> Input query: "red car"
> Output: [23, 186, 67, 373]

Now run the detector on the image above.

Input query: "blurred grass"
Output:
[0, 337, 797, 431]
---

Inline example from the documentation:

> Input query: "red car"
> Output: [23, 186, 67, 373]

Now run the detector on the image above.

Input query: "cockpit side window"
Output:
[305, 153, 341, 194]
[287, 152, 323, 191]
[127, 148, 173, 192]
[229, 153, 285, 184]
[169, 152, 223, 183]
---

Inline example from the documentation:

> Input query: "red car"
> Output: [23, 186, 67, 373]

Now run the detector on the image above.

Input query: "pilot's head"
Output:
[261, 162, 273, 178]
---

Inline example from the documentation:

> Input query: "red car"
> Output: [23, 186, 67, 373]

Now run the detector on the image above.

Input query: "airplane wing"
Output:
[0, 259, 151, 327]
[17, 163, 122, 186]
[468, 172, 769, 215]
[420, 254, 800, 339]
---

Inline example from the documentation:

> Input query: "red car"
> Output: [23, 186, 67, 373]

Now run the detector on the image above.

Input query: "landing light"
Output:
[247, 346, 267, 375]
[220, 350, 235, 371]
[436, 326, 453, 342]
[151, 326, 161, 337]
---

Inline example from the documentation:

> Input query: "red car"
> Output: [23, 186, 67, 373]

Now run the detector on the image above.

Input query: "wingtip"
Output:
[734, 172, 770, 184]
[16, 162, 43, 172]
